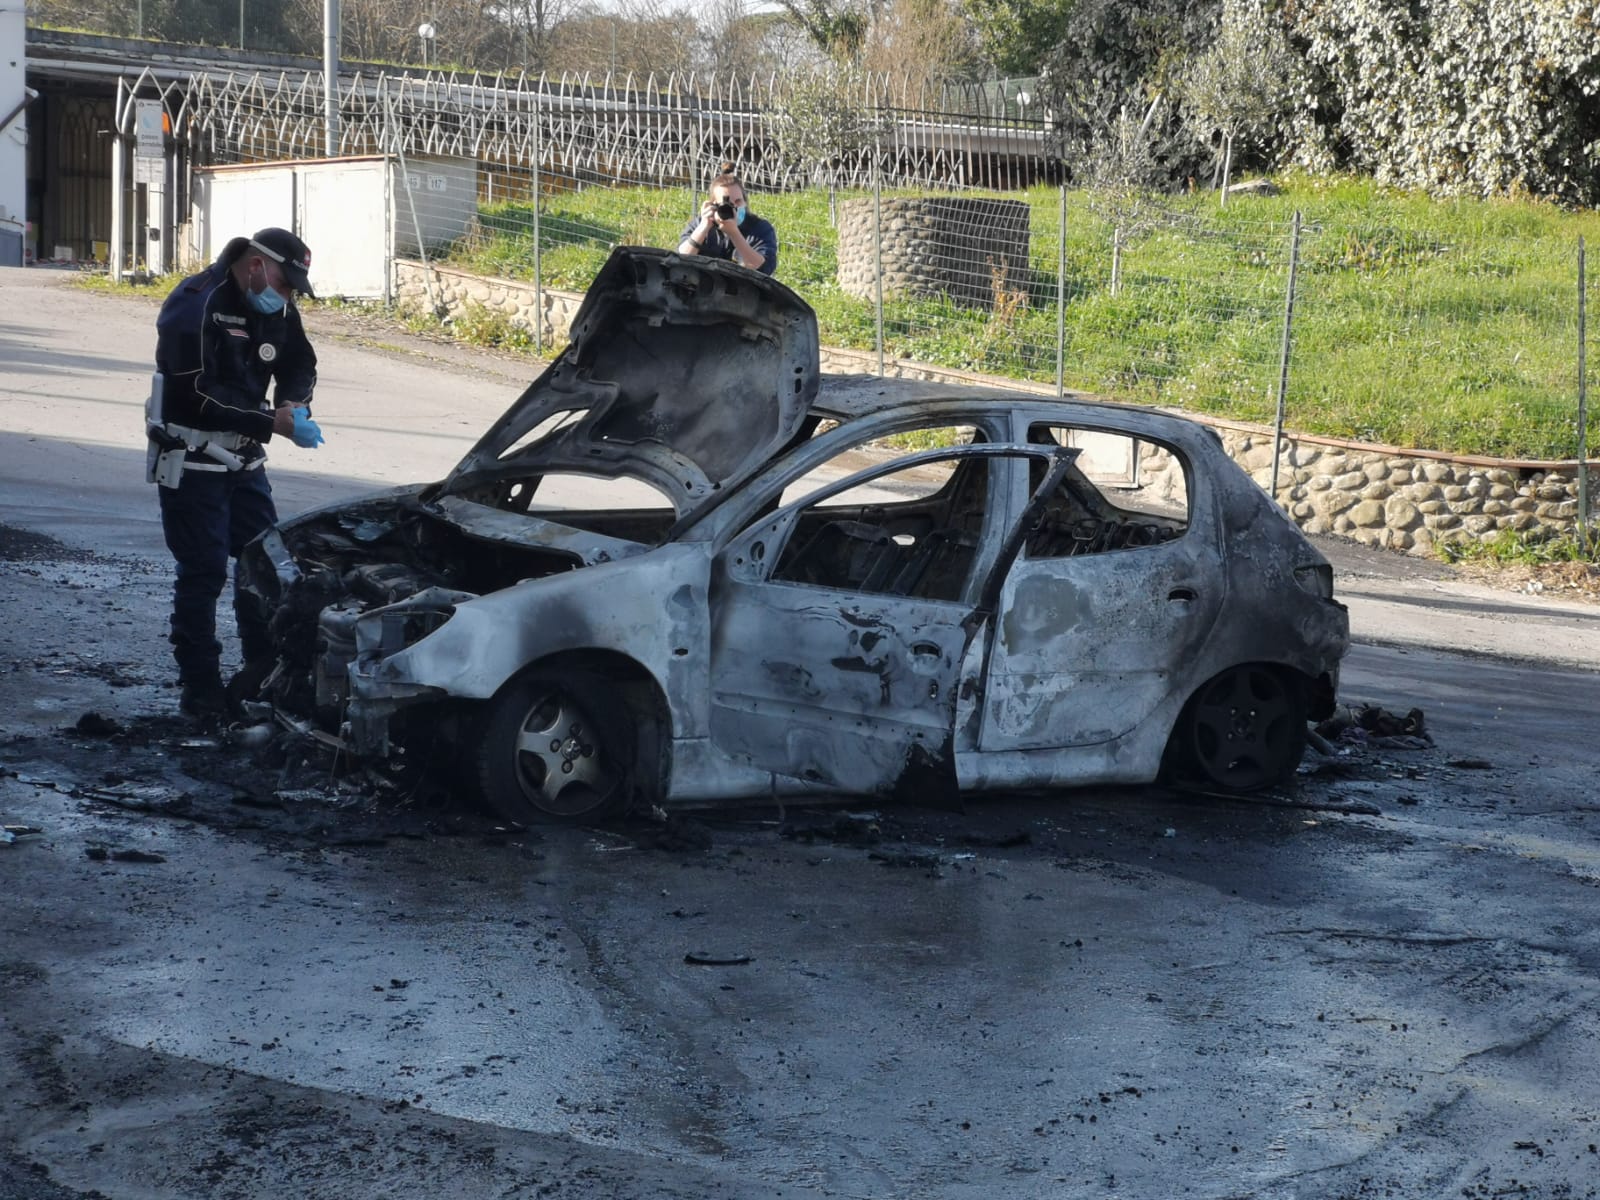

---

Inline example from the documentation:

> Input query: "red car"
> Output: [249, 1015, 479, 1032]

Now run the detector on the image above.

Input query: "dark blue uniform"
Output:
[678, 212, 779, 276]
[152, 258, 317, 700]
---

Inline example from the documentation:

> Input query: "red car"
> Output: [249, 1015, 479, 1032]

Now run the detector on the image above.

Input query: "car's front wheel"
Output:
[475, 667, 636, 824]
[1169, 665, 1307, 793]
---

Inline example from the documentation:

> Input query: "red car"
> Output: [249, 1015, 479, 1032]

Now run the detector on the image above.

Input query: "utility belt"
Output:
[145, 373, 265, 488]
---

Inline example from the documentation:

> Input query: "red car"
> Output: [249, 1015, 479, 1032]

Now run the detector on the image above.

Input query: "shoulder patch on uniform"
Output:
[213, 312, 247, 326]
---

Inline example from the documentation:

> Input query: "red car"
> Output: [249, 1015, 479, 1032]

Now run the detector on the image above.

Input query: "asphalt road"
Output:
[3, 265, 1599, 1199]
[4, 264, 1598, 666]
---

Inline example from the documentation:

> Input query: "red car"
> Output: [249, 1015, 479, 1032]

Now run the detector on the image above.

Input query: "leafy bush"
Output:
[1288, 0, 1600, 204]
[448, 304, 536, 352]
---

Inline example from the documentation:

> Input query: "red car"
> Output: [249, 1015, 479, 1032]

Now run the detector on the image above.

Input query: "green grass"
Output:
[447, 303, 537, 352]
[1438, 526, 1596, 567]
[74, 268, 188, 294]
[440, 174, 1599, 460]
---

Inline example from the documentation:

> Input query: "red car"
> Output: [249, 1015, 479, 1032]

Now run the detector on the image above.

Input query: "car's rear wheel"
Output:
[475, 667, 636, 824]
[1170, 665, 1307, 793]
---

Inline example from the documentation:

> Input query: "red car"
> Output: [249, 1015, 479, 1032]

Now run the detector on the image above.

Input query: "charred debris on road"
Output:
[0, 693, 1469, 871]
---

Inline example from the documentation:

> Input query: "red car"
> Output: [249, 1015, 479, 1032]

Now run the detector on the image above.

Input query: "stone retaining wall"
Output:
[394, 259, 582, 348]
[835, 198, 1031, 309]
[1148, 431, 1586, 554]
[393, 259, 1590, 554]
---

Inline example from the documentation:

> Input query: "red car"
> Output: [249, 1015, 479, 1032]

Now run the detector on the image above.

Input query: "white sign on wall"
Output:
[135, 100, 165, 158]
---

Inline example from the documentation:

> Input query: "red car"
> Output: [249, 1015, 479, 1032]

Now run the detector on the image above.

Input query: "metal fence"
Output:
[185, 67, 1053, 193]
[149, 67, 1599, 528]
[383, 172, 1598, 463]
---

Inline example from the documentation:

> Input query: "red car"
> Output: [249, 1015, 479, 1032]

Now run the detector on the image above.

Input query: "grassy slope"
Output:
[447, 175, 1599, 460]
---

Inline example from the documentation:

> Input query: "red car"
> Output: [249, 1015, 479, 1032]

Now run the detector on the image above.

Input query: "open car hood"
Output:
[439, 246, 821, 514]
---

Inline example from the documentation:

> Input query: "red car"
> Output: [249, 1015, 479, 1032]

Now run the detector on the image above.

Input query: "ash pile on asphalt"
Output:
[1, 711, 514, 849]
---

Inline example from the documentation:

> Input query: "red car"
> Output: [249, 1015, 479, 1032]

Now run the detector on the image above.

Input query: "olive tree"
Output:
[768, 68, 890, 188]
[1178, 0, 1296, 205]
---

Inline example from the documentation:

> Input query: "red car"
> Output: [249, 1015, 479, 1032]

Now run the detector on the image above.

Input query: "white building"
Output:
[0, 0, 27, 264]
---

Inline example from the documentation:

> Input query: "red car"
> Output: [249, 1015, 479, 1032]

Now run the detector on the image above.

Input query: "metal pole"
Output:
[873, 167, 885, 378]
[110, 79, 127, 283]
[1270, 210, 1304, 503]
[533, 85, 544, 355]
[160, 137, 173, 274]
[1579, 235, 1590, 552]
[110, 133, 125, 281]
[1219, 132, 1233, 208]
[322, 0, 340, 157]
[678, 86, 692, 198]
[384, 121, 394, 305]
[1055, 185, 1066, 398]
[239, 1, 245, 50]
[386, 88, 439, 315]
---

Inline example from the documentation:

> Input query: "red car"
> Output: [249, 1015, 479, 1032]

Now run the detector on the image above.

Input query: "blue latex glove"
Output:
[291, 406, 325, 449]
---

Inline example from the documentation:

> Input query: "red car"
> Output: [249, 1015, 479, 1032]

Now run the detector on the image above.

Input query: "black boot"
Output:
[226, 658, 274, 712]
[179, 676, 227, 723]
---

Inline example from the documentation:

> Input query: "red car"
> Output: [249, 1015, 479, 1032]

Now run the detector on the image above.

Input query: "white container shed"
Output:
[189, 154, 477, 300]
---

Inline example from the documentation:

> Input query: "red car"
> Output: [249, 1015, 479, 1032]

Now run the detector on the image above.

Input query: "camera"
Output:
[713, 202, 737, 220]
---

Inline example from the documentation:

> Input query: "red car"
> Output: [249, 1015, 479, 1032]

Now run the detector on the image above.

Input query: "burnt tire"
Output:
[475, 668, 636, 825]
[1169, 665, 1307, 793]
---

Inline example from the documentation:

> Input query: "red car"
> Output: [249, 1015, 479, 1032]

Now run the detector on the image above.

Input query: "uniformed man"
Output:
[149, 227, 325, 721]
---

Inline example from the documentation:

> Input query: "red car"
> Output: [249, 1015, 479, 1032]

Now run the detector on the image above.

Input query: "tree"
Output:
[860, 0, 980, 94]
[1075, 94, 1176, 231]
[1034, 0, 1219, 181]
[696, 0, 792, 78]
[773, 0, 870, 61]
[278, 0, 446, 64]
[30, 0, 268, 46]
[768, 67, 889, 186]
[1177, 0, 1295, 204]
[963, 0, 1072, 78]
[545, 0, 699, 77]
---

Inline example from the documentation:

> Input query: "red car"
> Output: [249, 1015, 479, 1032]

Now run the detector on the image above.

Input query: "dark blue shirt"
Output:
[678, 212, 779, 276]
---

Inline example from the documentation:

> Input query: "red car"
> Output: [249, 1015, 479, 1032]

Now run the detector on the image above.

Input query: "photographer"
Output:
[676, 166, 778, 276]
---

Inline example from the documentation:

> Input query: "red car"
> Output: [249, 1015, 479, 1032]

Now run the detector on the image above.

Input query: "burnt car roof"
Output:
[442, 247, 820, 513]
[812, 373, 1195, 428]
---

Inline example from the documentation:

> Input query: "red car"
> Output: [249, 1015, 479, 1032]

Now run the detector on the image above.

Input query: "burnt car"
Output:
[239, 247, 1348, 823]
